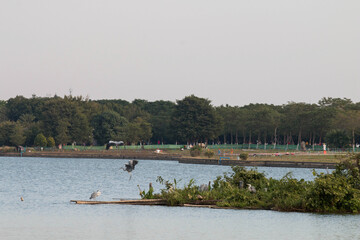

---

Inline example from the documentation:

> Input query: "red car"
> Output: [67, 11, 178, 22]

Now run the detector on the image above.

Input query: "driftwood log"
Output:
[70, 198, 219, 207]
[70, 199, 167, 205]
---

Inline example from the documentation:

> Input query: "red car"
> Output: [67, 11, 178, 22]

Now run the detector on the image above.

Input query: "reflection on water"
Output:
[0, 157, 358, 240]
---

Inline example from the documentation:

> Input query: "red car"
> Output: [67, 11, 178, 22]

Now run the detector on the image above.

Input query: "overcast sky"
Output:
[0, 1, 359, 106]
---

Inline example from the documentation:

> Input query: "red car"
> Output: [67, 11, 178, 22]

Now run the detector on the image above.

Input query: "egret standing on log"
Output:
[121, 160, 138, 180]
[89, 190, 101, 200]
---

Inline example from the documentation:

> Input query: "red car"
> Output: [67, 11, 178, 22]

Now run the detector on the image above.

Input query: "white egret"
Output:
[89, 190, 101, 200]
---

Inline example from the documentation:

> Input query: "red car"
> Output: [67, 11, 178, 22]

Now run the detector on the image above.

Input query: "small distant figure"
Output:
[247, 184, 256, 194]
[198, 184, 208, 192]
[301, 141, 306, 151]
[106, 140, 124, 150]
[198, 181, 211, 192]
[89, 190, 101, 200]
[20, 196, 24, 201]
[168, 185, 175, 193]
[120, 160, 138, 180]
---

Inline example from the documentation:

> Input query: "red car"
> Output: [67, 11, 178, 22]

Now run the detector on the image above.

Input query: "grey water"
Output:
[0, 157, 359, 240]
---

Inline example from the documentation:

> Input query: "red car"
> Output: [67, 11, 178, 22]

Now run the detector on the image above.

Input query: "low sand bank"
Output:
[0, 149, 339, 169]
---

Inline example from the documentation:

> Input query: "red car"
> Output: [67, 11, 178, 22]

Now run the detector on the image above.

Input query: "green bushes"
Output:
[267, 174, 309, 211]
[190, 145, 202, 157]
[222, 166, 267, 189]
[145, 158, 360, 213]
[305, 155, 360, 213]
[204, 150, 215, 158]
[239, 153, 248, 160]
[306, 172, 360, 212]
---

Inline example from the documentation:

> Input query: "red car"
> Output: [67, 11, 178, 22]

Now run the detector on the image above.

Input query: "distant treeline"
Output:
[0, 95, 359, 149]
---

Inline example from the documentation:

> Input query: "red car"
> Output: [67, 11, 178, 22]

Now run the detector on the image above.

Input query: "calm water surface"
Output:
[0, 157, 358, 240]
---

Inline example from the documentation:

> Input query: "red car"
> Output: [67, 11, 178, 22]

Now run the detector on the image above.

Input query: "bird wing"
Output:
[124, 163, 131, 171]
[132, 160, 138, 168]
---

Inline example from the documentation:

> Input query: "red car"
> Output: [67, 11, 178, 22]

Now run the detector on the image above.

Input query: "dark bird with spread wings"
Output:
[120, 160, 138, 180]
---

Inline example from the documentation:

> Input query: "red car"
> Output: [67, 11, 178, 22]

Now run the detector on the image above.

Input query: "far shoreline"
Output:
[0, 149, 339, 169]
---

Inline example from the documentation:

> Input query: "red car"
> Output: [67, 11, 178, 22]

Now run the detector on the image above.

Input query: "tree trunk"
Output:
[273, 127, 277, 149]
[264, 132, 267, 150]
[353, 128, 355, 152]
[283, 135, 286, 146]
[248, 131, 252, 149]
[312, 133, 315, 151]
[286, 133, 290, 151]
[297, 129, 302, 151]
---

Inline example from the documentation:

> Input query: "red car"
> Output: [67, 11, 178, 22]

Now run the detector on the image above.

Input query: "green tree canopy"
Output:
[0, 100, 7, 123]
[333, 109, 360, 151]
[144, 100, 176, 144]
[171, 95, 223, 143]
[47, 136, 55, 147]
[1, 95, 360, 148]
[126, 117, 152, 145]
[0, 121, 18, 146]
[9, 123, 26, 146]
[325, 129, 350, 149]
[91, 110, 129, 145]
[34, 133, 47, 147]
[5, 96, 33, 121]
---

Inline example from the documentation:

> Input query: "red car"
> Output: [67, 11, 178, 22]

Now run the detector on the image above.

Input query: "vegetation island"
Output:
[139, 154, 360, 214]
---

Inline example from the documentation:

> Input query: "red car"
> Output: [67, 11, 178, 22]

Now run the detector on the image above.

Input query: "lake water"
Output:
[1, 157, 359, 240]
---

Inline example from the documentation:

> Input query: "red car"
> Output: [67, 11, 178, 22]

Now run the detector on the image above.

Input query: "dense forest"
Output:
[0, 95, 360, 149]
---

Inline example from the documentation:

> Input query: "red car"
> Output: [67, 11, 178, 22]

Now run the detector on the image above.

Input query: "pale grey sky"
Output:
[0, 0, 359, 106]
